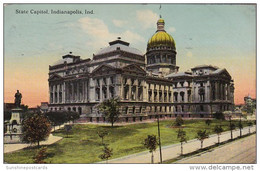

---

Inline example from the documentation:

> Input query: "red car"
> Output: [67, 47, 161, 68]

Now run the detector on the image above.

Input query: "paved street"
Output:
[105, 126, 256, 163]
[176, 134, 256, 164]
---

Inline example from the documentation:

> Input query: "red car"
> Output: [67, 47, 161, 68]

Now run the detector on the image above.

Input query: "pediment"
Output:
[49, 74, 63, 81]
[211, 68, 231, 79]
[91, 64, 117, 75]
[221, 72, 231, 78]
[122, 64, 146, 74]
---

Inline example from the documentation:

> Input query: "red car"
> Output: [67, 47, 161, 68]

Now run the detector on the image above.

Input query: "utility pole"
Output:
[157, 114, 162, 163]
[229, 115, 233, 140]
[239, 114, 242, 137]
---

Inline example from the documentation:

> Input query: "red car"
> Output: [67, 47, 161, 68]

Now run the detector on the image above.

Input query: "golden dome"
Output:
[148, 31, 175, 49]
[147, 18, 176, 49]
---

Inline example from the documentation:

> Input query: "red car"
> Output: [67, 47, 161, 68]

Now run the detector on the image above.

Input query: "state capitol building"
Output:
[48, 18, 235, 122]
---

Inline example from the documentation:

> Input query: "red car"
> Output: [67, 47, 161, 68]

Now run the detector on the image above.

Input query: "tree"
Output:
[143, 135, 157, 163]
[247, 121, 253, 134]
[99, 145, 113, 163]
[213, 112, 225, 120]
[196, 130, 209, 149]
[97, 129, 109, 144]
[238, 122, 243, 137]
[97, 98, 120, 127]
[22, 114, 52, 148]
[177, 129, 187, 155]
[205, 119, 212, 126]
[174, 116, 184, 126]
[45, 112, 68, 131]
[213, 125, 223, 144]
[64, 125, 72, 138]
[65, 111, 80, 123]
[45, 112, 58, 132]
[33, 146, 47, 164]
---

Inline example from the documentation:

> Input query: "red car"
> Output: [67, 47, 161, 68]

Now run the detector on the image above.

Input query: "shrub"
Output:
[174, 116, 184, 126]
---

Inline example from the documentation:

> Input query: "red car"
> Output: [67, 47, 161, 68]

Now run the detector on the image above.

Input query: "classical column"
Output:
[121, 83, 124, 99]
[129, 79, 132, 101]
[209, 82, 212, 101]
[219, 83, 222, 100]
[224, 83, 227, 100]
[49, 84, 52, 104]
[85, 80, 88, 102]
[76, 81, 78, 102]
[162, 86, 165, 102]
[65, 82, 67, 102]
[53, 84, 56, 104]
[223, 83, 225, 100]
[71, 82, 74, 102]
[166, 87, 169, 102]
[65, 82, 68, 103]
[194, 86, 197, 102]
[61, 83, 64, 103]
[222, 83, 224, 100]
[136, 83, 139, 101]
[100, 79, 103, 101]
[215, 82, 218, 100]
[107, 77, 110, 99]
[68, 82, 71, 103]
[156, 87, 159, 102]
[220, 82, 223, 100]
[154, 85, 157, 102]
[57, 84, 60, 103]
[227, 84, 230, 101]
[82, 81, 85, 102]
[151, 84, 154, 102]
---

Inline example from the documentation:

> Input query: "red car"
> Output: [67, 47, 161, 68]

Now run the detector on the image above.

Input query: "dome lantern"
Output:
[157, 18, 165, 31]
[147, 18, 176, 50]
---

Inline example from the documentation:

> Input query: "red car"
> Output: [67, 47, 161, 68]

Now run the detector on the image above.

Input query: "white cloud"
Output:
[168, 27, 176, 33]
[136, 10, 159, 29]
[78, 17, 145, 53]
[121, 30, 145, 43]
[112, 19, 128, 28]
[78, 17, 111, 40]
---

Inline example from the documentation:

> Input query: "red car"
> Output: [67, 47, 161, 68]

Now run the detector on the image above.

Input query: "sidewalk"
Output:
[176, 134, 256, 163]
[103, 125, 256, 163]
[4, 124, 66, 154]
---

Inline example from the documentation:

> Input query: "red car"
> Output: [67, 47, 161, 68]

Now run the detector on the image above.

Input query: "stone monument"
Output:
[4, 90, 24, 144]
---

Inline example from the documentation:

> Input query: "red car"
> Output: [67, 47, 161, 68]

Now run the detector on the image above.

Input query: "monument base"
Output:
[4, 108, 23, 144]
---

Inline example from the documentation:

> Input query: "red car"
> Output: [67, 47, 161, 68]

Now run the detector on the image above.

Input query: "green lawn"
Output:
[4, 119, 249, 164]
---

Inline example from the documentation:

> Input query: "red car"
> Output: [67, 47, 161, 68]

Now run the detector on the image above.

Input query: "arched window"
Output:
[174, 92, 178, 102]
[180, 91, 185, 102]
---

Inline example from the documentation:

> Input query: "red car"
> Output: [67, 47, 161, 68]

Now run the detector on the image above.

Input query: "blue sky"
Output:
[4, 4, 256, 106]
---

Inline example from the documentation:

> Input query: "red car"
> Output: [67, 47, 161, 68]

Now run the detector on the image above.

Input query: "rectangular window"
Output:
[200, 105, 204, 111]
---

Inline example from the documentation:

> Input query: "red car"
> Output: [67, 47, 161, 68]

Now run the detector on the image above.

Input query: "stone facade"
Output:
[48, 19, 235, 122]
